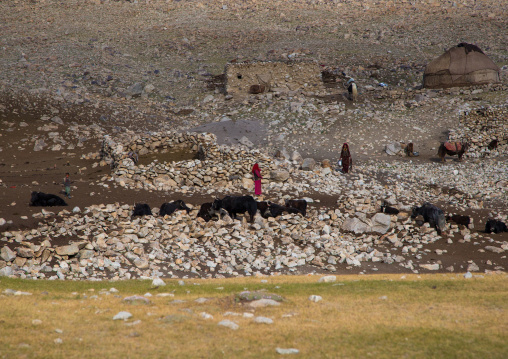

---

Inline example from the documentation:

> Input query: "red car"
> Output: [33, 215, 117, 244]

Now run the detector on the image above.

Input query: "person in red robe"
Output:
[252, 163, 262, 195]
[339, 143, 353, 173]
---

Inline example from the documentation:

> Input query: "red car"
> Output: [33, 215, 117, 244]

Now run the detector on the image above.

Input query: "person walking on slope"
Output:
[252, 163, 263, 196]
[63, 172, 72, 198]
[339, 143, 353, 174]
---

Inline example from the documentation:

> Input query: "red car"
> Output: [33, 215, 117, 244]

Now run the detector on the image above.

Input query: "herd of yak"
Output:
[131, 195, 307, 223]
[28, 191, 508, 235]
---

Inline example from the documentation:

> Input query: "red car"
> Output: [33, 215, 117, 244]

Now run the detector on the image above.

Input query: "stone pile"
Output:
[0, 200, 431, 280]
[1, 153, 507, 280]
[96, 131, 276, 191]
[448, 105, 508, 158]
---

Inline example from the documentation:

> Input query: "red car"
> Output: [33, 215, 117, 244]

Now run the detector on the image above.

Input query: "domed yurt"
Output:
[423, 43, 500, 88]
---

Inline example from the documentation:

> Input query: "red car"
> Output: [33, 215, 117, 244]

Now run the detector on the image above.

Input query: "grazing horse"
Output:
[437, 142, 469, 162]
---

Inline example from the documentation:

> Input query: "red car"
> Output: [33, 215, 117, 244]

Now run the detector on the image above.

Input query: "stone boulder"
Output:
[154, 175, 177, 188]
[238, 136, 254, 148]
[1, 246, 16, 262]
[301, 158, 316, 171]
[370, 213, 391, 234]
[55, 243, 80, 256]
[385, 142, 402, 156]
[291, 150, 303, 164]
[342, 217, 369, 234]
[16, 247, 34, 258]
[269, 170, 290, 182]
[242, 177, 254, 190]
[274, 148, 290, 160]
[125, 82, 144, 97]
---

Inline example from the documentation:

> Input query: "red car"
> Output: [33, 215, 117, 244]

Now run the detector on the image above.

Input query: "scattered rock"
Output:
[218, 320, 239, 330]
[318, 275, 336, 283]
[113, 311, 133, 320]
[309, 295, 322, 302]
[254, 316, 273, 324]
[276, 348, 300, 355]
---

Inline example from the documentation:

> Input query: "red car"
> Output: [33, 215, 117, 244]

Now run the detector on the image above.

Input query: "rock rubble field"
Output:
[0, 0, 507, 280]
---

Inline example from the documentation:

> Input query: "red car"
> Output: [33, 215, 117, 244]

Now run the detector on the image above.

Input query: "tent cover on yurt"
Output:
[423, 43, 500, 88]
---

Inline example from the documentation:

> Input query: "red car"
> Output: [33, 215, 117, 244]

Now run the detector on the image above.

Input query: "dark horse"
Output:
[437, 142, 469, 162]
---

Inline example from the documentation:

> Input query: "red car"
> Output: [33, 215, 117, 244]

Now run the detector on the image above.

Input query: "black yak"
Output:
[29, 192, 67, 207]
[285, 199, 307, 217]
[380, 202, 400, 215]
[132, 203, 152, 217]
[257, 201, 302, 219]
[212, 195, 257, 223]
[485, 219, 507, 234]
[160, 200, 191, 216]
[411, 203, 446, 234]
[197, 202, 218, 222]
[446, 214, 471, 228]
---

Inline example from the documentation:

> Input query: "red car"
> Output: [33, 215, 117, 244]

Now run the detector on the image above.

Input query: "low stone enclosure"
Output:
[225, 60, 324, 97]
[448, 105, 508, 158]
[99, 131, 277, 191]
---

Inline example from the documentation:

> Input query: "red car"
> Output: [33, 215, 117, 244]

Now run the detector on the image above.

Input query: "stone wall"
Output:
[448, 105, 508, 158]
[99, 131, 274, 191]
[225, 60, 324, 97]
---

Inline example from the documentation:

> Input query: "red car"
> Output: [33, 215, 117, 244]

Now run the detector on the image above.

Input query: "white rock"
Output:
[113, 311, 133, 320]
[200, 312, 213, 320]
[249, 299, 281, 308]
[152, 278, 166, 287]
[254, 316, 273, 324]
[371, 213, 391, 234]
[318, 275, 336, 283]
[309, 295, 322, 302]
[218, 320, 239, 330]
[419, 263, 440, 271]
[276, 348, 300, 355]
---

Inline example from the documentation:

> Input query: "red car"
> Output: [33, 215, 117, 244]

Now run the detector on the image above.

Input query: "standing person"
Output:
[339, 143, 353, 173]
[347, 78, 357, 101]
[63, 172, 72, 198]
[252, 163, 262, 196]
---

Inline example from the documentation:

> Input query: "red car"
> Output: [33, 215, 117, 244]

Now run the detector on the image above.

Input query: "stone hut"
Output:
[225, 60, 324, 97]
[423, 43, 500, 88]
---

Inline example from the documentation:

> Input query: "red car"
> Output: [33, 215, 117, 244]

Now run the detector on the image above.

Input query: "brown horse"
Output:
[437, 142, 469, 162]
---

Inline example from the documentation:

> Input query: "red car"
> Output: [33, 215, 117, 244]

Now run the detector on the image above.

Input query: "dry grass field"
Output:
[1, 273, 507, 358]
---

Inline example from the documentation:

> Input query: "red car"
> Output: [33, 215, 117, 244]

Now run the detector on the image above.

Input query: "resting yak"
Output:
[446, 214, 471, 228]
[160, 200, 191, 216]
[197, 202, 214, 222]
[29, 191, 67, 207]
[380, 202, 400, 215]
[212, 195, 257, 223]
[132, 203, 152, 217]
[285, 199, 307, 217]
[257, 201, 302, 219]
[411, 203, 446, 234]
[485, 219, 508, 234]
